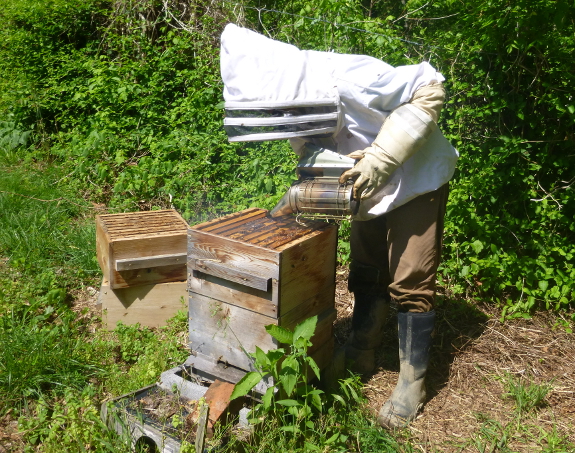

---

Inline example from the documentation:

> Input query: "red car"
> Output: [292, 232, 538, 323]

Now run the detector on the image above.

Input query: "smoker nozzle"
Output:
[270, 186, 297, 217]
[270, 177, 358, 218]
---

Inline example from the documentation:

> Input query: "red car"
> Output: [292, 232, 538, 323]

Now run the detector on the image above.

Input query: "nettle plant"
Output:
[230, 316, 359, 445]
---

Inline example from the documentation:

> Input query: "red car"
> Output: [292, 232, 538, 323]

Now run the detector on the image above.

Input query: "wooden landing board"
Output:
[96, 210, 188, 289]
[99, 279, 187, 329]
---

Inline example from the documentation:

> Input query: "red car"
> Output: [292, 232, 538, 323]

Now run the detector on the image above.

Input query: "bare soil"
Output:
[334, 267, 575, 452]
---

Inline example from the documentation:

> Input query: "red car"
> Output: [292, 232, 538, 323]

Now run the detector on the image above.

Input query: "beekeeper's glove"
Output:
[340, 83, 445, 200]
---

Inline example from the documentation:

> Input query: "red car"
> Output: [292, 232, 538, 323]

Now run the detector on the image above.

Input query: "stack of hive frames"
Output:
[188, 208, 337, 374]
[96, 210, 189, 329]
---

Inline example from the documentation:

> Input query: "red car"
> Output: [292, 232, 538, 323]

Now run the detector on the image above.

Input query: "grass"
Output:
[0, 303, 100, 408]
[501, 372, 552, 415]
[0, 158, 191, 451]
[455, 373, 573, 453]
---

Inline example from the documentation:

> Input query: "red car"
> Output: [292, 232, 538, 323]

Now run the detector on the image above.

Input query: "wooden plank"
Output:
[188, 292, 279, 371]
[306, 308, 336, 356]
[278, 225, 337, 315]
[226, 219, 279, 242]
[115, 253, 187, 271]
[278, 285, 335, 328]
[112, 233, 187, 259]
[100, 279, 187, 330]
[188, 229, 280, 279]
[310, 336, 335, 372]
[110, 233, 187, 288]
[191, 259, 271, 292]
[112, 263, 186, 289]
[187, 270, 277, 318]
[191, 208, 262, 231]
[206, 213, 270, 236]
[197, 209, 267, 233]
[96, 218, 112, 281]
[188, 293, 336, 372]
[195, 404, 209, 452]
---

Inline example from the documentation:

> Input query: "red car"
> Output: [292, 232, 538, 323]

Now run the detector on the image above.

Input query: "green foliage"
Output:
[501, 372, 552, 415]
[461, 373, 572, 452]
[249, 0, 575, 317]
[89, 312, 190, 396]
[229, 316, 402, 452]
[231, 316, 326, 430]
[18, 386, 125, 452]
[413, 0, 575, 316]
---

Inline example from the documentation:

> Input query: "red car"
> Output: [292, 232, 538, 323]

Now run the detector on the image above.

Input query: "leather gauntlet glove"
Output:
[340, 83, 445, 201]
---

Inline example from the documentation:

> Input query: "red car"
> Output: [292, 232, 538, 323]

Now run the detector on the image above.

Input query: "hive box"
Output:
[188, 208, 337, 372]
[96, 210, 188, 289]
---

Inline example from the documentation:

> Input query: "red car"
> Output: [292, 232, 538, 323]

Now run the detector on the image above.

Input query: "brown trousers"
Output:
[349, 184, 449, 313]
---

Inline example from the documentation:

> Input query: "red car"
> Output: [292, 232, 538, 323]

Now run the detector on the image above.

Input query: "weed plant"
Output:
[227, 316, 407, 452]
[462, 374, 573, 452]
[502, 372, 552, 416]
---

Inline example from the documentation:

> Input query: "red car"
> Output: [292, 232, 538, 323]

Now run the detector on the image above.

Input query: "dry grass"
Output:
[333, 267, 575, 452]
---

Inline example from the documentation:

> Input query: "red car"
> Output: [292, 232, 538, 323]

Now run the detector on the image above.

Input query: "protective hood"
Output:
[220, 23, 444, 151]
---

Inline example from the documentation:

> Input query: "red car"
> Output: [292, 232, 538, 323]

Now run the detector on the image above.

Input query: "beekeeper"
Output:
[220, 23, 458, 429]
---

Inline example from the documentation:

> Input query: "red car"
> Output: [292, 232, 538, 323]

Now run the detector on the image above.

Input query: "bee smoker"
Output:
[270, 145, 359, 218]
[270, 177, 358, 218]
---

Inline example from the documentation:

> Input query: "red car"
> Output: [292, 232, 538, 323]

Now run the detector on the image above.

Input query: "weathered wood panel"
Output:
[115, 253, 187, 271]
[191, 259, 271, 292]
[188, 291, 336, 372]
[278, 226, 337, 315]
[188, 229, 280, 280]
[187, 270, 278, 318]
[189, 292, 277, 371]
[100, 279, 187, 329]
[277, 284, 335, 329]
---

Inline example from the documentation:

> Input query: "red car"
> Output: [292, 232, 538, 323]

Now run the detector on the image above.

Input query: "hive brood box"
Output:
[96, 210, 188, 289]
[188, 208, 337, 373]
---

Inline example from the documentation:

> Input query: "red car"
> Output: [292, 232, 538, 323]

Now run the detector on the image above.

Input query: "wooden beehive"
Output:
[188, 208, 337, 372]
[96, 210, 188, 289]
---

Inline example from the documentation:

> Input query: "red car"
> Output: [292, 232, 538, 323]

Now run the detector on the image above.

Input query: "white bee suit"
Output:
[220, 23, 458, 220]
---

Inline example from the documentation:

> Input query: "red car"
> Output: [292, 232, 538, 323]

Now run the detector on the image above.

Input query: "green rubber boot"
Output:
[377, 310, 435, 428]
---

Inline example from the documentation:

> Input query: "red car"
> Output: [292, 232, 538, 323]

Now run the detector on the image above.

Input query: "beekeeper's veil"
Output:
[221, 24, 444, 153]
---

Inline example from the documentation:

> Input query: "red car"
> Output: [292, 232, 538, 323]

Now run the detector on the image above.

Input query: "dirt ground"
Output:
[333, 267, 575, 452]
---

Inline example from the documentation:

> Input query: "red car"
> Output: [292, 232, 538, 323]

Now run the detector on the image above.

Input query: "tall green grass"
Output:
[0, 165, 98, 280]
[0, 303, 101, 410]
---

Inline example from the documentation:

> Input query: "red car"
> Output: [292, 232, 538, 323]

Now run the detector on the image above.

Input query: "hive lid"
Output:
[191, 208, 331, 250]
[98, 210, 188, 241]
